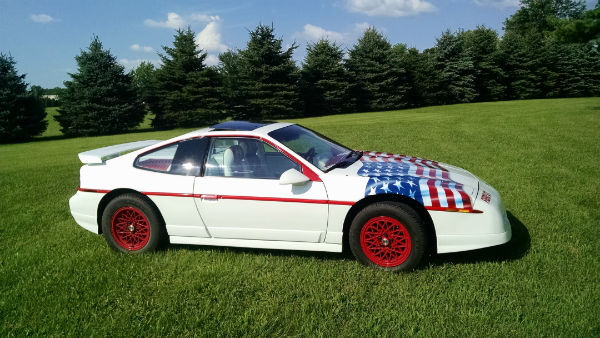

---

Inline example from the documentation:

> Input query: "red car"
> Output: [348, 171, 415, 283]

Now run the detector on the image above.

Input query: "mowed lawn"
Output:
[1, 98, 598, 336]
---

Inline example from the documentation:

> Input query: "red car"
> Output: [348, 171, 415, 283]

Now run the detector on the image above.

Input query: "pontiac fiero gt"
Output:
[69, 121, 511, 270]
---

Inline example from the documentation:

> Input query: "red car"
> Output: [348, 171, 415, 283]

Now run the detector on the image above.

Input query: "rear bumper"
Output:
[69, 190, 104, 234]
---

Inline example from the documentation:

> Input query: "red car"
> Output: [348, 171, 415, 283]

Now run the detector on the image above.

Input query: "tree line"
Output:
[1, 0, 598, 141]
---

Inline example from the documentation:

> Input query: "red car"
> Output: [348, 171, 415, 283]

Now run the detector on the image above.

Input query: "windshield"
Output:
[269, 124, 354, 171]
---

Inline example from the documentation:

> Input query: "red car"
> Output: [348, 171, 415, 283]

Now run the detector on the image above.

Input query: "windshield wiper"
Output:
[325, 150, 363, 172]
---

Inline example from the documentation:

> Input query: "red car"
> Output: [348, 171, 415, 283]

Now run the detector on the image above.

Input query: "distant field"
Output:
[2, 98, 599, 335]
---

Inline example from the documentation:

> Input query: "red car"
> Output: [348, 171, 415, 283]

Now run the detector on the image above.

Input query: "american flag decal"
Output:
[359, 152, 473, 210]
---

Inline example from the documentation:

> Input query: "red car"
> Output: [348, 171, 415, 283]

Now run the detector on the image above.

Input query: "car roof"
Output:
[210, 121, 272, 131]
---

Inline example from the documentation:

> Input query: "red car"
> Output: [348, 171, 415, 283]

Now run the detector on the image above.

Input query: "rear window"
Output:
[134, 138, 208, 176]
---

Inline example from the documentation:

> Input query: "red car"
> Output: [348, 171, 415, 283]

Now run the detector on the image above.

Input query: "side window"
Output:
[204, 137, 301, 179]
[135, 138, 208, 176]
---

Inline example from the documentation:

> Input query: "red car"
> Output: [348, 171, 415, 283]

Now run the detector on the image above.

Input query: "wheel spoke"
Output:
[360, 216, 412, 268]
[111, 206, 151, 251]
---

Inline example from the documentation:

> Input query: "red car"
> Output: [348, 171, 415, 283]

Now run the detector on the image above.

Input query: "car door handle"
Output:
[200, 194, 219, 201]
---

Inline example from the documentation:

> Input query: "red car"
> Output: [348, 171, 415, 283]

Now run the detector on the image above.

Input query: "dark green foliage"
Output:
[552, 4, 600, 43]
[130, 61, 155, 105]
[0, 53, 47, 142]
[218, 50, 248, 119]
[149, 28, 224, 129]
[345, 28, 410, 111]
[540, 40, 600, 97]
[504, 0, 586, 36]
[56, 37, 143, 136]
[394, 46, 438, 107]
[299, 40, 354, 116]
[498, 32, 543, 99]
[225, 24, 300, 120]
[462, 27, 505, 101]
[429, 31, 477, 104]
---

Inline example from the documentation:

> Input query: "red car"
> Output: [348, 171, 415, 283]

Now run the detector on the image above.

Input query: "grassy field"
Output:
[1, 98, 598, 336]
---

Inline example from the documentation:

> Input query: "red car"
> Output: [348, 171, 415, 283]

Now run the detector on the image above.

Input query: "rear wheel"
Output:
[349, 202, 428, 271]
[101, 194, 165, 253]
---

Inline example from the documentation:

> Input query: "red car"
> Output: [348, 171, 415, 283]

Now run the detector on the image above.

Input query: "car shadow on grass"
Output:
[426, 211, 530, 267]
[169, 211, 530, 267]
[170, 243, 349, 262]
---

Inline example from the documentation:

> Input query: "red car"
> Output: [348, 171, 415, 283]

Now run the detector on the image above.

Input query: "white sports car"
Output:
[69, 121, 511, 271]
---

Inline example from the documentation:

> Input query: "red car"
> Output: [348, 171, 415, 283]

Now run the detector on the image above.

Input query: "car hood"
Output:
[333, 151, 480, 210]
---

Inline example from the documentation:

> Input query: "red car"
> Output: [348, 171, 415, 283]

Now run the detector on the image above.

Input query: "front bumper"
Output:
[432, 179, 512, 254]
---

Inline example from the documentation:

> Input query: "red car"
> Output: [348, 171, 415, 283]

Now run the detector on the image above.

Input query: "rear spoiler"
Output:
[78, 140, 161, 164]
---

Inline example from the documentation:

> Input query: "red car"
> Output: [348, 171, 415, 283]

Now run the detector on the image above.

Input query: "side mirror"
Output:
[279, 168, 310, 185]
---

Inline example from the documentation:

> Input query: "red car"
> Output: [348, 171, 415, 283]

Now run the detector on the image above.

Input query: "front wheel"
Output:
[101, 194, 165, 253]
[349, 202, 428, 271]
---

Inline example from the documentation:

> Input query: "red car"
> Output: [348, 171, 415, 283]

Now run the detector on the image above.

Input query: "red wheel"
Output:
[359, 216, 412, 267]
[349, 202, 428, 271]
[110, 206, 151, 251]
[102, 194, 165, 253]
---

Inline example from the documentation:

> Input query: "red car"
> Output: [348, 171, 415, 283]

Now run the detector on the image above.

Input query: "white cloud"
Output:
[144, 12, 186, 29]
[119, 58, 160, 71]
[205, 54, 220, 66]
[472, 0, 520, 8]
[354, 22, 372, 33]
[189, 13, 221, 22]
[194, 18, 229, 66]
[30, 14, 55, 23]
[195, 19, 228, 53]
[144, 12, 220, 29]
[130, 44, 154, 52]
[295, 24, 345, 42]
[345, 0, 435, 16]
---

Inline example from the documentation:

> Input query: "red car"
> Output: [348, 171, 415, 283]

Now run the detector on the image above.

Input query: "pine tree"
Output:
[218, 50, 249, 120]
[345, 28, 410, 112]
[430, 31, 477, 104]
[130, 61, 155, 105]
[498, 32, 542, 99]
[0, 53, 47, 142]
[232, 24, 300, 120]
[299, 39, 354, 116]
[390, 44, 434, 107]
[462, 26, 505, 101]
[56, 37, 143, 136]
[149, 28, 224, 129]
[581, 42, 600, 96]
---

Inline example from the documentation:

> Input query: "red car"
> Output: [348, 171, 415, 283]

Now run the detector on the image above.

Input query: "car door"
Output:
[133, 137, 211, 238]
[193, 136, 329, 243]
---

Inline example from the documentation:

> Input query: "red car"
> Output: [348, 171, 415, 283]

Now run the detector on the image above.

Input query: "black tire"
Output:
[101, 193, 165, 253]
[349, 202, 428, 271]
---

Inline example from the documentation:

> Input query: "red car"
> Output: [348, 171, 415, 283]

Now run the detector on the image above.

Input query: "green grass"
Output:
[40, 107, 61, 138]
[2, 98, 599, 336]
[40, 108, 155, 138]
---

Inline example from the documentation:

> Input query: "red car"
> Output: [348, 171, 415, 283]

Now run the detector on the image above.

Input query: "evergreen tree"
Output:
[218, 50, 249, 119]
[462, 26, 505, 101]
[0, 53, 47, 142]
[580, 42, 600, 96]
[130, 61, 155, 105]
[56, 37, 143, 136]
[346, 28, 410, 112]
[149, 28, 224, 129]
[498, 32, 543, 99]
[232, 24, 300, 120]
[299, 39, 354, 116]
[430, 31, 477, 104]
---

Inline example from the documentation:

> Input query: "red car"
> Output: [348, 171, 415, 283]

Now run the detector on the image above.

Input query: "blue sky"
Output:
[1, 0, 596, 88]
